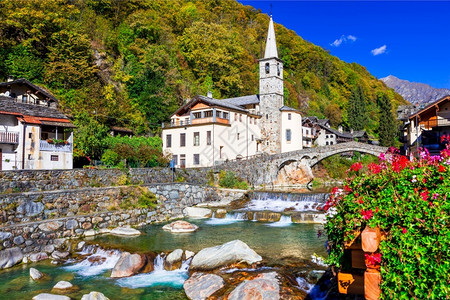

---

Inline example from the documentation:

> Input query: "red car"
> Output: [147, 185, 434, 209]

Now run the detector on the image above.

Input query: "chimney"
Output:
[7, 75, 14, 82]
[207, 91, 213, 98]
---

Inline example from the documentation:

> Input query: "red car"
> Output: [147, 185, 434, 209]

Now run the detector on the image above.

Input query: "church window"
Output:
[193, 132, 200, 146]
[277, 63, 280, 76]
[286, 129, 291, 142]
[265, 63, 270, 74]
[288, 113, 291, 120]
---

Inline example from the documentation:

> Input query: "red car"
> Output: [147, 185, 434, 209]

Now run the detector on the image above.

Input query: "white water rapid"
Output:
[205, 211, 247, 225]
[63, 246, 121, 276]
[266, 215, 293, 227]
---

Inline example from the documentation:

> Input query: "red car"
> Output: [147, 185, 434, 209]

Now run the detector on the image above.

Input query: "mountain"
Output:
[381, 75, 450, 106]
[0, 0, 406, 141]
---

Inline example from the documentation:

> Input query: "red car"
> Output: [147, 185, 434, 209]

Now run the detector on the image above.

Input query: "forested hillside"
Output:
[0, 0, 406, 158]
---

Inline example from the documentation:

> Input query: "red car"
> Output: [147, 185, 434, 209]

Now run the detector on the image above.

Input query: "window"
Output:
[219, 146, 223, 158]
[193, 112, 201, 119]
[28, 132, 32, 139]
[204, 111, 213, 118]
[239, 114, 242, 122]
[172, 155, 178, 166]
[223, 112, 229, 120]
[286, 129, 291, 142]
[252, 135, 254, 141]
[330, 141, 333, 145]
[193, 132, 200, 146]
[277, 63, 280, 76]
[237, 133, 240, 140]
[265, 62, 270, 74]
[51, 155, 58, 161]
[234, 113, 237, 121]
[207, 131, 211, 145]
[22, 95, 28, 103]
[166, 134, 172, 148]
[326, 135, 329, 139]
[180, 133, 186, 147]
[266, 114, 268, 120]
[193, 154, 200, 165]
[180, 154, 186, 168]
[326, 141, 329, 145]
[28, 154, 32, 160]
[288, 113, 291, 120]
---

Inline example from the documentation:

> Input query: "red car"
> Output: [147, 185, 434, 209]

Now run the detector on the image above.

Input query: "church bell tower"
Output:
[259, 16, 284, 154]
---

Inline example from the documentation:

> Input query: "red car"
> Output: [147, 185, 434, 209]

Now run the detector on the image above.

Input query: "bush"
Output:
[218, 170, 248, 190]
[324, 146, 450, 299]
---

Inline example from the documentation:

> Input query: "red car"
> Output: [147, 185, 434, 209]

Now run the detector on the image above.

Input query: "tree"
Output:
[347, 85, 367, 131]
[377, 93, 397, 146]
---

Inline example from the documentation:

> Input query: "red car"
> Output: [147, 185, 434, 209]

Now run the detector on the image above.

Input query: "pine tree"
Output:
[347, 85, 367, 131]
[377, 93, 397, 146]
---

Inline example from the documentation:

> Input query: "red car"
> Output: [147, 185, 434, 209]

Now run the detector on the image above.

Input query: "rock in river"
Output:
[162, 220, 198, 233]
[183, 207, 212, 218]
[228, 272, 280, 300]
[184, 272, 225, 300]
[30, 267, 44, 280]
[110, 252, 146, 278]
[81, 291, 110, 300]
[166, 249, 183, 269]
[0, 247, 23, 269]
[52, 280, 73, 291]
[190, 240, 262, 270]
[32, 294, 70, 300]
[110, 227, 141, 236]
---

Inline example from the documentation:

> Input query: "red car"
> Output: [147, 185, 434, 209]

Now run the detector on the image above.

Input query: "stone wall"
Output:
[0, 183, 222, 256]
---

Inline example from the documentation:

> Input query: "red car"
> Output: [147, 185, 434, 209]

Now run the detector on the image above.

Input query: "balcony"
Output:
[0, 131, 19, 144]
[162, 117, 230, 128]
[39, 140, 72, 152]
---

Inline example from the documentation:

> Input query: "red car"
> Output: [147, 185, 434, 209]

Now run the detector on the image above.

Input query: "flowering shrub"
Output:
[324, 146, 450, 299]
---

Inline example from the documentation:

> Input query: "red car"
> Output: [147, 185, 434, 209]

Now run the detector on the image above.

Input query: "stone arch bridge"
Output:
[218, 142, 388, 186]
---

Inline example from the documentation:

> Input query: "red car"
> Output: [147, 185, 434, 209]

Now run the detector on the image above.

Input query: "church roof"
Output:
[264, 17, 278, 59]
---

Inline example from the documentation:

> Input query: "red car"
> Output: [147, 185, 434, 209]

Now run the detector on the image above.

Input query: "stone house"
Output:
[407, 95, 450, 154]
[161, 17, 303, 168]
[0, 78, 75, 170]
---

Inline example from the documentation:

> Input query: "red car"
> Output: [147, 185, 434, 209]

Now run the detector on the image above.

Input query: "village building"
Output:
[162, 17, 303, 168]
[0, 77, 75, 170]
[406, 95, 450, 155]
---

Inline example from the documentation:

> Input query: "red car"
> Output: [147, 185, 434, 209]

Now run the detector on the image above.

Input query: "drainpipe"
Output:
[22, 124, 26, 170]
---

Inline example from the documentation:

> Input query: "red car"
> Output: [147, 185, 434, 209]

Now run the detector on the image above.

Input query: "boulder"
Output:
[30, 267, 44, 280]
[162, 220, 198, 233]
[228, 272, 280, 300]
[81, 291, 110, 300]
[214, 209, 227, 219]
[110, 252, 146, 278]
[185, 250, 195, 260]
[52, 280, 73, 290]
[51, 251, 70, 260]
[17, 201, 44, 217]
[166, 249, 183, 269]
[190, 240, 262, 270]
[32, 294, 70, 300]
[30, 252, 49, 262]
[183, 207, 212, 219]
[254, 212, 281, 222]
[0, 247, 23, 269]
[110, 227, 141, 236]
[0, 232, 12, 242]
[183, 272, 225, 300]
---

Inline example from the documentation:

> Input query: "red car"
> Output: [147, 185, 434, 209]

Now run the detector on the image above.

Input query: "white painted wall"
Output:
[315, 129, 337, 146]
[281, 111, 302, 153]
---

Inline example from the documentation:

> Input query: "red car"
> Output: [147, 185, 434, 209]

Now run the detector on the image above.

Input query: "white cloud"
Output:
[371, 45, 387, 56]
[330, 35, 357, 47]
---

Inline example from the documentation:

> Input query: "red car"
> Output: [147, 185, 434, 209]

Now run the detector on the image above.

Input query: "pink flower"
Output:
[350, 162, 363, 172]
[432, 193, 439, 200]
[379, 153, 386, 161]
[402, 228, 407, 234]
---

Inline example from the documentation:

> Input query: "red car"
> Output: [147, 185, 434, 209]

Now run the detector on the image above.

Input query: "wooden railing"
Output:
[0, 131, 19, 144]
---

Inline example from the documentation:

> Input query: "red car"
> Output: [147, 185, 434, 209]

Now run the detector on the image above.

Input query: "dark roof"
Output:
[280, 106, 299, 112]
[0, 78, 58, 102]
[319, 123, 368, 139]
[111, 126, 134, 133]
[409, 95, 450, 120]
[197, 95, 248, 112]
[0, 96, 68, 120]
[224, 95, 260, 106]
[304, 116, 329, 126]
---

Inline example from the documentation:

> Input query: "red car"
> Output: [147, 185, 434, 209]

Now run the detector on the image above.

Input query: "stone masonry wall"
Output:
[0, 183, 222, 256]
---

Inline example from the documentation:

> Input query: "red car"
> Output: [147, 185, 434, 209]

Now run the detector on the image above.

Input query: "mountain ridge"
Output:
[380, 75, 450, 105]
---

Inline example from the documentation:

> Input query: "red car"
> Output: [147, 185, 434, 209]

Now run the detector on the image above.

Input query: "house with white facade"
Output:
[0, 78, 75, 170]
[162, 17, 303, 168]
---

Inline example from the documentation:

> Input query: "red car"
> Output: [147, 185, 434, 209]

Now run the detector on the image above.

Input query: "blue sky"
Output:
[240, 1, 450, 89]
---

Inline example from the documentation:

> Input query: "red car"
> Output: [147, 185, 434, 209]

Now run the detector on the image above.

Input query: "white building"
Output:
[0, 78, 75, 170]
[162, 17, 303, 168]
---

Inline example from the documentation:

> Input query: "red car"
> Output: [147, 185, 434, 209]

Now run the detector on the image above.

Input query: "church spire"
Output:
[264, 16, 278, 59]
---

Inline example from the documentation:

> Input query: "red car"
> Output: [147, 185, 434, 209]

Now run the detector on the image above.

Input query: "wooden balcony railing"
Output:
[0, 131, 19, 144]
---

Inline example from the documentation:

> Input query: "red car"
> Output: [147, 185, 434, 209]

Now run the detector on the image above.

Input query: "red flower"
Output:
[375, 207, 379, 213]
[358, 198, 364, 204]
[361, 209, 373, 220]
[365, 253, 382, 265]
[368, 163, 381, 174]
[439, 165, 446, 172]
[350, 162, 363, 172]
[344, 185, 352, 192]
[420, 190, 429, 201]
[402, 228, 407, 234]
